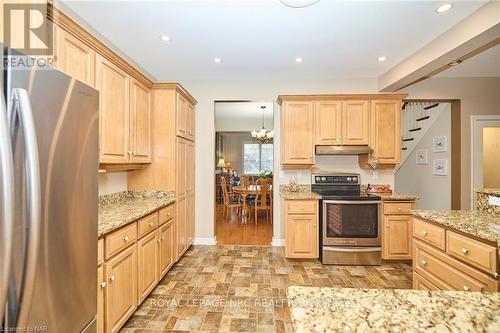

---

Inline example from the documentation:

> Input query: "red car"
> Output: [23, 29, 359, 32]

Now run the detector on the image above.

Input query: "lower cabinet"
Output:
[137, 231, 159, 304]
[105, 244, 138, 333]
[284, 199, 319, 258]
[159, 220, 174, 277]
[97, 265, 105, 333]
[176, 195, 187, 258]
[381, 200, 415, 260]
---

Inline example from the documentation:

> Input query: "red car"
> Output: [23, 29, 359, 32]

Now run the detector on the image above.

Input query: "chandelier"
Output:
[251, 106, 273, 144]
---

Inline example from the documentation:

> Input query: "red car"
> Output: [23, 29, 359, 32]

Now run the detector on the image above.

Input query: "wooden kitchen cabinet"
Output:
[97, 265, 105, 333]
[129, 78, 152, 163]
[314, 100, 342, 145]
[281, 101, 314, 167]
[383, 215, 412, 260]
[176, 93, 195, 141]
[176, 195, 187, 259]
[96, 55, 130, 164]
[158, 220, 174, 278]
[56, 28, 95, 87]
[105, 244, 137, 333]
[342, 100, 369, 145]
[369, 100, 401, 165]
[137, 231, 158, 303]
[284, 199, 319, 258]
[187, 141, 195, 246]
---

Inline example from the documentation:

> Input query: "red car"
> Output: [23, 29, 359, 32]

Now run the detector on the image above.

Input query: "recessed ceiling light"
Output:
[160, 34, 171, 42]
[295, 57, 303, 63]
[448, 59, 462, 66]
[435, 3, 453, 14]
[378, 56, 387, 62]
[213, 58, 222, 63]
[280, 0, 321, 8]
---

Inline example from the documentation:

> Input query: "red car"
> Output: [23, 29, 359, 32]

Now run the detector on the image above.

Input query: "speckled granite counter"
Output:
[476, 189, 500, 215]
[378, 193, 417, 201]
[279, 185, 321, 200]
[412, 210, 500, 249]
[287, 286, 500, 333]
[98, 190, 176, 237]
[477, 188, 500, 196]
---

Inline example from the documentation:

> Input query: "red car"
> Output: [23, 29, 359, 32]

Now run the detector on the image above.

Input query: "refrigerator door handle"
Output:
[0, 93, 15, 323]
[9, 89, 41, 328]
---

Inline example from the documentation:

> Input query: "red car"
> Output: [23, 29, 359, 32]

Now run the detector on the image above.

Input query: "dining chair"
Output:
[253, 178, 272, 224]
[220, 176, 241, 220]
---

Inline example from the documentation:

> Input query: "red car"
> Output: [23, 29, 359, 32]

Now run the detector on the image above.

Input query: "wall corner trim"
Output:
[271, 238, 284, 247]
[193, 237, 218, 246]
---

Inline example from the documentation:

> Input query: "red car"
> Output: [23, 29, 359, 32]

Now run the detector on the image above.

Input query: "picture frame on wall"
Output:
[416, 149, 428, 164]
[433, 136, 448, 152]
[433, 159, 448, 176]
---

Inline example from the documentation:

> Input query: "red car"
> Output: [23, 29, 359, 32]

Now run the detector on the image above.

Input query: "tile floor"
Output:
[120, 245, 412, 333]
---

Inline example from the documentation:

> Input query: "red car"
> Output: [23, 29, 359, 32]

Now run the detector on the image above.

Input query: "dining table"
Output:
[232, 185, 272, 223]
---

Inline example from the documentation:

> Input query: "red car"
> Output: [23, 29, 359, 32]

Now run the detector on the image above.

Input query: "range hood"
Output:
[315, 145, 373, 155]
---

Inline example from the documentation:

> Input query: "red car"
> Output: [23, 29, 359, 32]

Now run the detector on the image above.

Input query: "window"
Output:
[243, 143, 273, 175]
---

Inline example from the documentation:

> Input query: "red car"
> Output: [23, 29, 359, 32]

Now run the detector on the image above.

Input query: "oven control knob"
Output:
[321, 177, 326, 182]
[347, 177, 351, 182]
[352, 177, 357, 183]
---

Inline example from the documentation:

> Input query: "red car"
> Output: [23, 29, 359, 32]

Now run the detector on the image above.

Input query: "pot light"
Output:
[280, 0, 320, 8]
[295, 57, 303, 63]
[213, 58, 222, 63]
[448, 59, 462, 66]
[435, 3, 453, 14]
[160, 34, 171, 42]
[378, 56, 387, 62]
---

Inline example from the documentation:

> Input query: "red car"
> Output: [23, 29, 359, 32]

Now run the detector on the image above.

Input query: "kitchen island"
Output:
[287, 286, 500, 333]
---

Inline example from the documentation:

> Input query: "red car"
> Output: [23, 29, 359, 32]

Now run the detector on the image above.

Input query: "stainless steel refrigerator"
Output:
[1, 46, 99, 332]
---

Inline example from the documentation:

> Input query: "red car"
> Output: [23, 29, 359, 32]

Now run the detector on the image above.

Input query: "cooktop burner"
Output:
[311, 172, 381, 201]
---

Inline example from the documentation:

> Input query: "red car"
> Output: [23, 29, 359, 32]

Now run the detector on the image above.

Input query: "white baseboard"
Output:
[271, 238, 284, 246]
[193, 237, 218, 246]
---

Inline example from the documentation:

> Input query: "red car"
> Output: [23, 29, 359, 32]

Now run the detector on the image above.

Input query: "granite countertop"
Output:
[377, 193, 417, 201]
[287, 286, 500, 333]
[476, 188, 500, 196]
[99, 190, 176, 238]
[412, 210, 500, 249]
[279, 186, 322, 200]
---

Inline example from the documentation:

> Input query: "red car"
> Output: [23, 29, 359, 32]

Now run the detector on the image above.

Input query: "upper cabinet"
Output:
[56, 28, 95, 87]
[176, 93, 195, 141]
[129, 79, 152, 163]
[96, 55, 130, 164]
[281, 101, 314, 167]
[369, 100, 401, 165]
[278, 95, 405, 169]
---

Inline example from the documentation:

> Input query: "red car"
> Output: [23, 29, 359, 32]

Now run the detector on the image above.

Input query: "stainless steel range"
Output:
[312, 172, 382, 265]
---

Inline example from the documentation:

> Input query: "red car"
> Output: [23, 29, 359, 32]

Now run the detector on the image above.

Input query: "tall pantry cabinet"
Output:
[128, 84, 197, 259]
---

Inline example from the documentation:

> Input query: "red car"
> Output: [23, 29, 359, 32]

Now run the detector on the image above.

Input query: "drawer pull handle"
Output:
[461, 248, 469, 254]
[157, 239, 161, 243]
[100, 282, 106, 288]
[422, 231, 428, 236]
[386, 224, 389, 228]
[161, 236, 165, 240]
[123, 236, 129, 242]
[313, 224, 317, 227]
[109, 276, 115, 282]
[149, 222, 154, 227]
[421, 260, 427, 266]
[463, 286, 470, 291]
[397, 207, 402, 211]
[167, 213, 171, 216]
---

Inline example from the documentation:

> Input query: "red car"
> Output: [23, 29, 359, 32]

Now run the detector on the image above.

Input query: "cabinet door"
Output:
[137, 231, 158, 303]
[186, 141, 195, 246]
[129, 79, 151, 163]
[176, 93, 188, 138]
[105, 245, 137, 333]
[176, 137, 188, 197]
[281, 101, 314, 165]
[382, 215, 412, 260]
[187, 192, 195, 247]
[343, 100, 369, 145]
[56, 28, 95, 86]
[285, 214, 318, 258]
[314, 100, 342, 145]
[370, 100, 401, 164]
[97, 265, 105, 333]
[159, 220, 174, 277]
[96, 55, 130, 163]
[176, 195, 187, 258]
[186, 102, 195, 141]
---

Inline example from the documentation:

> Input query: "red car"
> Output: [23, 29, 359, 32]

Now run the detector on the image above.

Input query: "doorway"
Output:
[214, 101, 274, 245]
[471, 115, 500, 208]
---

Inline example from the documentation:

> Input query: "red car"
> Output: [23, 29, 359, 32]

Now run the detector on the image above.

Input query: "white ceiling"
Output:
[59, 0, 488, 81]
[215, 101, 273, 123]
[436, 44, 500, 77]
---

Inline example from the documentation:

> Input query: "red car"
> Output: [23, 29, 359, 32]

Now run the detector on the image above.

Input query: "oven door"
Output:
[322, 200, 381, 246]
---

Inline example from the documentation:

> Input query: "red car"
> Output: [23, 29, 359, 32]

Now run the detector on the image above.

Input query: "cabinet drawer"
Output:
[446, 231, 498, 275]
[159, 204, 175, 225]
[413, 239, 498, 292]
[384, 202, 413, 214]
[413, 271, 440, 291]
[98, 238, 104, 266]
[413, 218, 445, 250]
[138, 212, 158, 238]
[105, 222, 138, 259]
[286, 200, 317, 214]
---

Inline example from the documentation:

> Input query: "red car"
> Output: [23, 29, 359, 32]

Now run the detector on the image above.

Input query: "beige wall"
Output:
[403, 77, 500, 209]
[220, 132, 252, 174]
[182, 78, 383, 241]
[98, 172, 127, 196]
[483, 127, 500, 188]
